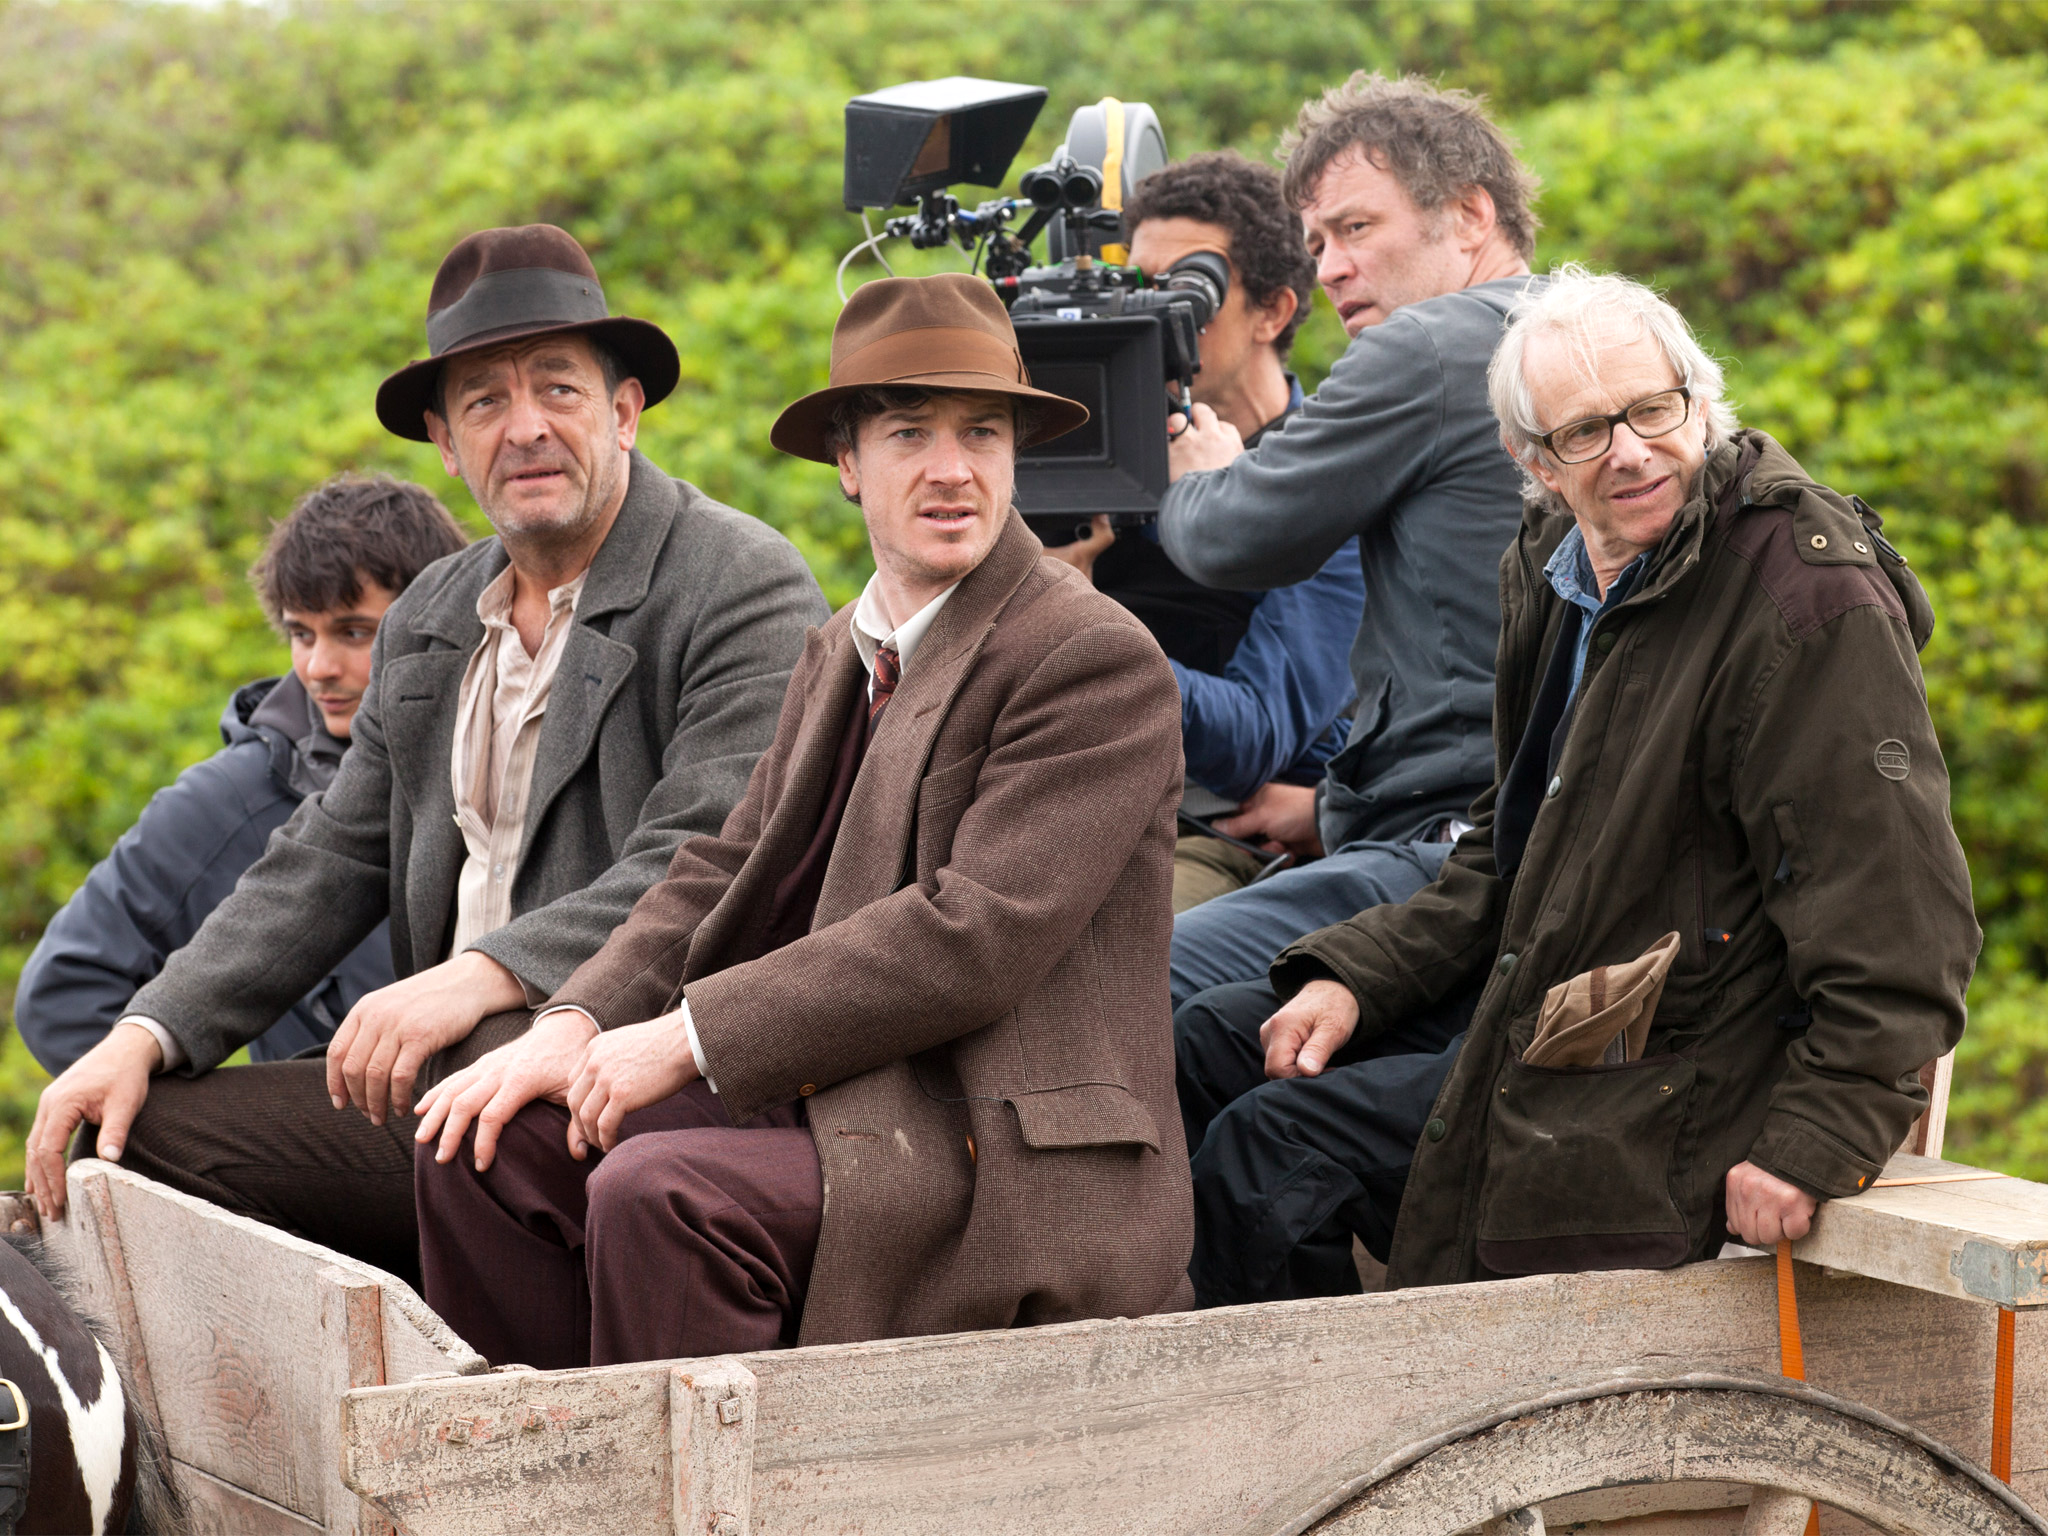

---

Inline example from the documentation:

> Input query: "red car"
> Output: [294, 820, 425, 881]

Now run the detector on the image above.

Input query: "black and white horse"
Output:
[0, 1235, 180, 1534]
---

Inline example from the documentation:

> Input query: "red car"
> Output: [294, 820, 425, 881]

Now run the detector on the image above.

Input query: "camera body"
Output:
[841, 81, 1223, 542]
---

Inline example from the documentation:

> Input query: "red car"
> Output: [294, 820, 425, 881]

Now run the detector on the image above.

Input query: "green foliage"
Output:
[2, 0, 2047, 1176]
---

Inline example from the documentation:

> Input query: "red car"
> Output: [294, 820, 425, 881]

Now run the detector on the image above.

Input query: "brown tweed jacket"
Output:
[550, 510, 1194, 1346]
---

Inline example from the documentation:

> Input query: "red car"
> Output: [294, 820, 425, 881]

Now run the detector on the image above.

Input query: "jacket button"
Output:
[1854, 541, 1870, 554]
[965, 1134, 977, 1164]
[1425, 1118, 1447, 1141]
[1810, 534, 1828, 550]
[1546, 775, 1561, 799]
[799, 1083, 816, 1096]
[1594, 632, 1617, 653]
[1497, 952, 1517, 976]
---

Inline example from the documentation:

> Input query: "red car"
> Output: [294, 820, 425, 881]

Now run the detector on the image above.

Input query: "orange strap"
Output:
[1776, 1241, 1822, 1535]
[1994, 1305, 2016, 1483]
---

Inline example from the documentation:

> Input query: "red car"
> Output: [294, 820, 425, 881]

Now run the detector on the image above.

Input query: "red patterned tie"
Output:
[870, 644, 900, 725]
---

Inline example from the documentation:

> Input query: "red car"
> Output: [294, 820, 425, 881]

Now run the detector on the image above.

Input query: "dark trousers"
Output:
[106, 1011, 534, 1291]
[1176, 980, 1468, 1307]
[415, 1082, 821, 1370]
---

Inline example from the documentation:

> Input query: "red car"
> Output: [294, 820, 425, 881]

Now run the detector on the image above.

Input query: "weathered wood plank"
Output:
[343, 1362, 674, 1535]
[1737, 1490, 1809, 1535]
[1544, 1487, 1746, 1521]
[343, 1257, 2047, 1536]
[321, 1268, 396, 1536]
[1794, 1152, 2048, 1308]
[1548, 1515, 1745, 1535]
[672, 1360, 756, 1536]
[174, 1459, 325, 1536]
[1904, 1052, 1954, 1160]
[50, 1160, 480, 1530]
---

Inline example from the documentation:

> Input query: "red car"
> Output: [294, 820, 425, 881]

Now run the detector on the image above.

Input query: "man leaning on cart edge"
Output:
[23, 225, 829, 1271]
[410, 273, 1193, 1369]
[1185, 266, 1979, 1302]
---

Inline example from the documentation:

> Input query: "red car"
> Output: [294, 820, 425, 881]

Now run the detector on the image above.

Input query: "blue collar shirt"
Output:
[1544, 524, 1649, 702]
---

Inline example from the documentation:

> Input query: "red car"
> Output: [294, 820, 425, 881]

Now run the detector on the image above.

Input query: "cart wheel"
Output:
[1282, 1371, 2044, 1536]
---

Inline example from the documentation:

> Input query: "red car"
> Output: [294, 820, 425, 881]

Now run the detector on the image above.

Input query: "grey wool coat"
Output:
[549, 511, 1196, 1347]
[130, 451, 828, 1072]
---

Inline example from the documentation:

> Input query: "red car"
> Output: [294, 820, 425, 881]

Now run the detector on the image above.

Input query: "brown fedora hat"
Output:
[375, 224, 681, 442]
[770, 273, 1088, 464]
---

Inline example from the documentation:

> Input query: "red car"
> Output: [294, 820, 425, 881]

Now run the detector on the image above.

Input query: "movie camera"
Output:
[840, 77, 1226, 541]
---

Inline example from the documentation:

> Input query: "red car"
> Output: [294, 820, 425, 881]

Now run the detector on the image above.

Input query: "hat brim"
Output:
[375, 316, 682, 442]
[770, 371, 1090, 465]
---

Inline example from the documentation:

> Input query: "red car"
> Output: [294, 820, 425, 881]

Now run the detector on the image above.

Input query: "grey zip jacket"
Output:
[1158, 276, 1538, 849]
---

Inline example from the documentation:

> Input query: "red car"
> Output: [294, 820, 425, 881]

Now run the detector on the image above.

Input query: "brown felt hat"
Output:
[770, 273, 1088, 464]
[375, 224, 681, 442]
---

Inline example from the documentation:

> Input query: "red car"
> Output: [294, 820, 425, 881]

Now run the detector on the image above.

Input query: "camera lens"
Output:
[1160, 251, 1231, 326]
[1021, 163, 1066, 210]
[1062, 165, 1103, 209]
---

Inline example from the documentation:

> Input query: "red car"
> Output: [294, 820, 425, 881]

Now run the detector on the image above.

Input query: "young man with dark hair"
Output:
[1046, 152, 1365, 913]
[408, 274, 1192, 1368]
[16, 475, 469, 1074]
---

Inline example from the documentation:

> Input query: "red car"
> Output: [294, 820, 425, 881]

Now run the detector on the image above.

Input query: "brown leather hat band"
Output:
[427, 266, 610, 357]
[833, 326, 1027, 391]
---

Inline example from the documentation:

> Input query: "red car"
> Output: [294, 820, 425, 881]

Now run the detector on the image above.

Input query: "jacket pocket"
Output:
[1475, 1053, 1696, 1276]
[919, 746, 988, 812]
[1008, 1083, 1160, 1153]
[908, 746, 990, 887]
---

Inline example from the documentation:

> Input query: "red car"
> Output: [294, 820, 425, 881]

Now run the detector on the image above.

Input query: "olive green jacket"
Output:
[1273, 431, 1980, 1289]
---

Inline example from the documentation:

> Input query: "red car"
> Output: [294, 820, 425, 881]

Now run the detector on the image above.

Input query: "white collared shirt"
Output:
[849, 575, 957, 693]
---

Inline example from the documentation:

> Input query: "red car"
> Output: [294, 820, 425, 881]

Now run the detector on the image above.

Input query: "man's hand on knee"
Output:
[1724, 1160, 1819, 1247]
[1259, 979, 1360, 1080]
[414, 1007, 597, 1173]
[24, 1023, 161, 1221]
[328, 950, 529, 1125]
[566, 1012, 702, 1155]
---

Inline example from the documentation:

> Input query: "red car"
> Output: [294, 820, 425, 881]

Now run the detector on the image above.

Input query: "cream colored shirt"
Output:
[447, 564, 587, 962]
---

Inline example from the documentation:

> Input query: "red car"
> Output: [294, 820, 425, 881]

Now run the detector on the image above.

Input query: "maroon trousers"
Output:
[415, 1082, 821, 1369]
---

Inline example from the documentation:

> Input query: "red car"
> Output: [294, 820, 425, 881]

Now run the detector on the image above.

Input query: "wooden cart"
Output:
[26, 1068, 2048, 1535]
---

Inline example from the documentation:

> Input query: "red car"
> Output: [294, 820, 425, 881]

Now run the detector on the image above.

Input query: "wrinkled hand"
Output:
[1215, 781, 1324, 860]
[1259, 978, 1360, 1080]
[1167, 402, 1246, 482]
[1041, 515, 1115, 582]
[25, 1024, 162, 1220]
[414, 1009, 598, 1172]
[567, 1011, 702, 1155]
[1724, 1160, 1820, 1246]
[327, 950, 528, 1125]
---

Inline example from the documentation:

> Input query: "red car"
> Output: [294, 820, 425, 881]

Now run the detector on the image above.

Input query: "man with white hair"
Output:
[1179, 264, 1978, 1303]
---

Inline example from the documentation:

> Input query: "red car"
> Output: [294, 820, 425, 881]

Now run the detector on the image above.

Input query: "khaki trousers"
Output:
[1173, 834, 1266, 914]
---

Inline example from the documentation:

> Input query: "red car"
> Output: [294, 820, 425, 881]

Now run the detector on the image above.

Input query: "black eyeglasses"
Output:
[1536, 387, 1693, 465]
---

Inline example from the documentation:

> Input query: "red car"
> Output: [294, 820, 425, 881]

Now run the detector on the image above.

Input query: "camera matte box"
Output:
[843, 78, 1047, 210]
[1012, 314, 1170, 528]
